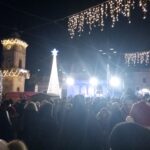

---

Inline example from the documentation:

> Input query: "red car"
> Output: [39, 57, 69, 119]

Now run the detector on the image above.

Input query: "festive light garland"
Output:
[125, 51, 150, 65]
[2, 68, 30, 79]
[1, 38, 28, 50]
[68, 0, 149, 38]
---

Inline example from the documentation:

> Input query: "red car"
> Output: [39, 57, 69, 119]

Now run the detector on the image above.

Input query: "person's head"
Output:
[143, 93, 150, 102]
[24, 101, 38, 112]
[109, 122, 150, 150]
[96, 107, 110, 120]
[123, 95, 137, 111]
[111, 102, 120, 111]
[35, 101, 40, 108]
[39, 102, 53, 117]
[72, 95, 85, 108]
[8, 140, 28, 150]
[0, 139, 8, 150]
[40, 100, 49, 107]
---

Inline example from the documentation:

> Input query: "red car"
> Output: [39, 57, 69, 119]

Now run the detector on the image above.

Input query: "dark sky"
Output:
[0, 0, 150, 76]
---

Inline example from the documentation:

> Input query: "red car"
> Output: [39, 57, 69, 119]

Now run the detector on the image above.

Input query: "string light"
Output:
[2, 68, 30, 79]
[68, 0, 149, 38]
[125, 51, 150, 65]
[1, 38, 28, 49]
[139, 0, 148, 19]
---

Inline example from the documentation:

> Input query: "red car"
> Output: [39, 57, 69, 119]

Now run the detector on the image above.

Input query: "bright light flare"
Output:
[66, 77, 75, 86]
[139, 88, 150, 95]
[89, 77, 98, 86]
[109, 76, 121, 88]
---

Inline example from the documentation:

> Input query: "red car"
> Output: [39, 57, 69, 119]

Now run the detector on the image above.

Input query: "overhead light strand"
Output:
[68, 0, 149, 38]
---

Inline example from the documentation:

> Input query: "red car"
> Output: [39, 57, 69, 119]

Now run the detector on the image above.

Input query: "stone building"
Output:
[1, 35, 30, 93]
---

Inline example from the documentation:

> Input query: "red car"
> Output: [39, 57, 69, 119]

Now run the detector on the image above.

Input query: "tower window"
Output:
[19, 59, 22, 68]
[17, 87, 20, 92]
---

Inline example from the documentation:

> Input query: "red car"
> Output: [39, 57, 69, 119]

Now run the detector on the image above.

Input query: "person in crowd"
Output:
[35, 101, 40, 110]
[91, 97, 107, 115]
[0, 139, 8, 150]
[37, 102, 58, 150]
[13, 100, 27, 139]
[0, 93, 149, 150]
[60, 95, 103, 150]
[109, 102, 124, 131]
[96, 107, 110, 131]
[109, 122, 150, 150]
[0, 101, 14, 141]
[21, 102, 38, 150]
[96, 107, 110, 150]
[126, 94, 150, 129]
[121, 95, 138, 120]
[8, 140, 28, 150]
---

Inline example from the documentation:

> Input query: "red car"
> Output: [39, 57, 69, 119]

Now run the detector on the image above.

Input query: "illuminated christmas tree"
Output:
[47, 49, 60, 96]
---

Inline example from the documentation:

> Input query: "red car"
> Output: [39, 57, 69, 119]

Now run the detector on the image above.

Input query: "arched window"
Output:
[17, 87, 20, 92]
[19, 59, 22, 68]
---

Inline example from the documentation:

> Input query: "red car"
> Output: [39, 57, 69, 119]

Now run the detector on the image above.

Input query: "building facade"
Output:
[1, 37, 30, 93]
[125, 69, 150, 91]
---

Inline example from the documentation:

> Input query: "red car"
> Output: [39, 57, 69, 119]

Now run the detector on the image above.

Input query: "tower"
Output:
[1, 36, 30, 93]
[47, 49, 60, 96]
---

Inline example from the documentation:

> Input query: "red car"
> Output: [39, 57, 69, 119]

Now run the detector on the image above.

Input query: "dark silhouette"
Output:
[110, 122, 150, 150]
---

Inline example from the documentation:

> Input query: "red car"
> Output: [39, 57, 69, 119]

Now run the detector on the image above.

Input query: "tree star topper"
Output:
[52, 48, 58, 56]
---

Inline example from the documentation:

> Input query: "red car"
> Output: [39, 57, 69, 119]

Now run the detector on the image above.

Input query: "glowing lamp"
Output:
[66, 77, 75, 86]
[110, 76, 121, 88]
[89, 77, 98, 86]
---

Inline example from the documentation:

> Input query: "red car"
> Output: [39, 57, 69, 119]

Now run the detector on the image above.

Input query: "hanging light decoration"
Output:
[1, 38, 28, 49]
[68, 0, 149, 38]
[125, 51, 150, 65]
[2, 68, 30, 79]
[139, 0, 148, 19]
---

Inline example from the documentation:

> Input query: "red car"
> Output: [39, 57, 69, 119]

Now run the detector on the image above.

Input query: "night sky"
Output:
[0, 0, 150, 77]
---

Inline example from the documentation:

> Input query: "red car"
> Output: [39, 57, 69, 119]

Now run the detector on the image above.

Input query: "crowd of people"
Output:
[0, 90, 150, 150]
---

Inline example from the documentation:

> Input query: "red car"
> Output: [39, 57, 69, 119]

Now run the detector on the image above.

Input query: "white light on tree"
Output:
[110, 76, 121, 88]
[89, 77, 98, 86]
[47, 49, 60, 96]
[66, 77, 75, 86]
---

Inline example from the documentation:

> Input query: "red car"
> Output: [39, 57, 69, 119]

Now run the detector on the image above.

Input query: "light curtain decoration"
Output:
[125, 51, 150, 65]
[2, 69, 30, 79]
[68, 0, 149, 38]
